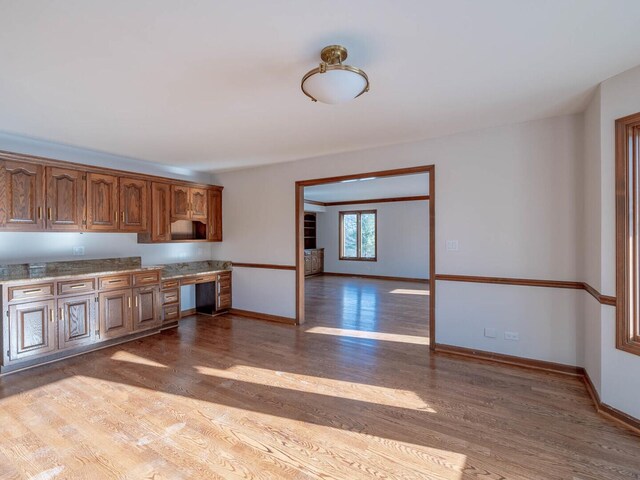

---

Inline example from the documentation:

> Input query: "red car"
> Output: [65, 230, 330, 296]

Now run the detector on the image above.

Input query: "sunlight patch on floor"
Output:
[111, 350, 168, 368]
[194, 364, 437, 412]
[389, 288, 430, 296]
[305, 326, 430, 345]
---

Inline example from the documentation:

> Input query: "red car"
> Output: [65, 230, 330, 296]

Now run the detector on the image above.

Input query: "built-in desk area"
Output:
[159, 260, 232, 324]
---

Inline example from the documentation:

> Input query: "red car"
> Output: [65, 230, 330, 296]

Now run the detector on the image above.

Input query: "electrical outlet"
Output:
[504, 331, 519, 341]
[72, 246, 85, 256]
[446, 240, 459, 251]
[484, 328, 497, 338]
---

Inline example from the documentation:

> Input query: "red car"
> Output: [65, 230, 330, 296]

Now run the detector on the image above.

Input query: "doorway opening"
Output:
[295, 166, 435, 350]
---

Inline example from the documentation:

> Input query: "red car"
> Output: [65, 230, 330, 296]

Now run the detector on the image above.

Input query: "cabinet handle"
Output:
[22, 288, 42, 295]
[128, 296, 132, 308]
[47, 207, 52, 220]
[59, 308, 64, 322]
[49, 309, 54, 323]
[114, 211, 118, 222]
[121, 211, 125, 222]
[69, 284, 86, 289]
[135, 296, 138, 307]
[38, 207, 42, 220]
[142, 276, 156, 281]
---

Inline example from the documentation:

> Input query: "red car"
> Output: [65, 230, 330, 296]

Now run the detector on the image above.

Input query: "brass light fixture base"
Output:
[320, 45, 348, 65]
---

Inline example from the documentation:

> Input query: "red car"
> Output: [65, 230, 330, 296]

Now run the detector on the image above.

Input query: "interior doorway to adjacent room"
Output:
[295, 166, 435, 349]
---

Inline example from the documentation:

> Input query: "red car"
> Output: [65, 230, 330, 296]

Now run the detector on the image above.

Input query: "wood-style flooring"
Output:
[0, 275, 638, 479]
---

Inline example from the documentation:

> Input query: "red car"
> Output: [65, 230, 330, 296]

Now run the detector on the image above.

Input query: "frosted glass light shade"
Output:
[301, 67, 369, 104]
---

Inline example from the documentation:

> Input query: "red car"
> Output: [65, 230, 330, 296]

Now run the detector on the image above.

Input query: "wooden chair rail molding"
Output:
[435, 274, 616, 306]
[435, 344, 640, 434]
[232, 263, 296, 271]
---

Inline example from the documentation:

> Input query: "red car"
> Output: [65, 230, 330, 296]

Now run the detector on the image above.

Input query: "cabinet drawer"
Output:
[218, 284, 231, 296]
[8, 283, 55, 302]
[163, 304, 179, 322]
[181, 275, 215, 285]
[58, 278, 95, 296]
[98, 274, 131, 290]
[133, 271, 160, 287]
[162, 280, 179, 290]
[162, 289, 179, 305]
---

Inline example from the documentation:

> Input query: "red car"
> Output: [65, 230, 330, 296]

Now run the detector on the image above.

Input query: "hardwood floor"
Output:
[0, 275, 638, 479]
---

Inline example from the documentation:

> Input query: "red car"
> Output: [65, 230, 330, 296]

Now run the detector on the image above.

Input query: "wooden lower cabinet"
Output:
[58, 294, 96, 349]
[8, 299, 57, 361]
[304, 249, 324, 276]
[98, 289, 132, 340]
[133, 286, 160, 331]
[217, 271, 232, 310]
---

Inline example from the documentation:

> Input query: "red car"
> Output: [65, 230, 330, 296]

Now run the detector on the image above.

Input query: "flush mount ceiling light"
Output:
[301, 45, 370, 104]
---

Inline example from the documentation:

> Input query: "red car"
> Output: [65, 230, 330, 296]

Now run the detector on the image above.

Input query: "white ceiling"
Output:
[1, 1, 640, 173]
[305, 173, 429, 203]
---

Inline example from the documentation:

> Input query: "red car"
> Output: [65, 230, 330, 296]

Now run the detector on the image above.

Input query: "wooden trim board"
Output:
[228, 308, 296, 325]
[322, 272, 429, 283]
[303, 195, 430, 207]
[436, 274, 616, 306]
[232, 263, 296, 271]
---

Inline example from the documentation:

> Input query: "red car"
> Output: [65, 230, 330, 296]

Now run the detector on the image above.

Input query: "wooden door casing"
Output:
[46, 167, 85, 231]
[98, 289, 132, 340]
[132, 287, 160, 331]
[151, 182, 171, 242]
[171, 185, 190, 220]
[58, 294, 95, 349]
[190, 187, 208, 221]
[87, 173, 119, 231]
[0, 160, 44, 230]
[8, 299, 57, 361]
[119, 177, 148, 232]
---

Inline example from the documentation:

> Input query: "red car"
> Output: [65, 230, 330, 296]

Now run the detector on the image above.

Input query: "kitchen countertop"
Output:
[0, 257, 160, 285]
[0, 258, 233, 285]
[159, 260, 232, 280]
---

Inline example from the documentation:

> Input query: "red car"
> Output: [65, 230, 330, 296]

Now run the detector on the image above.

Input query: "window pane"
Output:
[342, 214, 358, 257]
[360, 213, 376, 258]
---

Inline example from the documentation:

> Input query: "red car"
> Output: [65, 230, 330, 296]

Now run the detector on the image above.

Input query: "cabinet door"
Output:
[8, 300, 57, 361]
[304, 255, 312, 275]
[151, 182, 171, 242]
[207, 188, 222, 241]
[58, 294, 95, 349]
[0, 160, 44, 230]
[98, 289, 132, 340]
[87, 173, 119, 231]
[190, 187, 208, 221]
[119, 177, 148, 232]
[171, 185, 190, 220]
[46, 167, 85, 231]
[133, 286, 160, 331]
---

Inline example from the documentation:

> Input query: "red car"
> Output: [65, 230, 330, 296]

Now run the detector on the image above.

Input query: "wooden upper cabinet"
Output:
[0, 160, 44, 230]
[119, 177, 148, 232]
[45, 167, 85, 231]
[150, 182, 171, 242]
[190, 187, 208, 221]
[171, 185, 190, 220]
[87, 173, 119, 231]
[208, 188, 222, 242]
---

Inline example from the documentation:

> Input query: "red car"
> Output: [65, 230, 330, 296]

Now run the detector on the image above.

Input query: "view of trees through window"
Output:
[340, 210, 376, 260]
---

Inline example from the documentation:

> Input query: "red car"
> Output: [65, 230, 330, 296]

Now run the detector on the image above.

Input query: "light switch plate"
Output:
[72, 246, 85, 256]
[484, 328, 497, 338]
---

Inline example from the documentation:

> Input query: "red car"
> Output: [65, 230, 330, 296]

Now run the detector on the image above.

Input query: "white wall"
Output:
[212, 114, 584, 367]
[316, 200, 429, 279]
[594, 64, 640, 419]
[0, 133, 214, 311]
